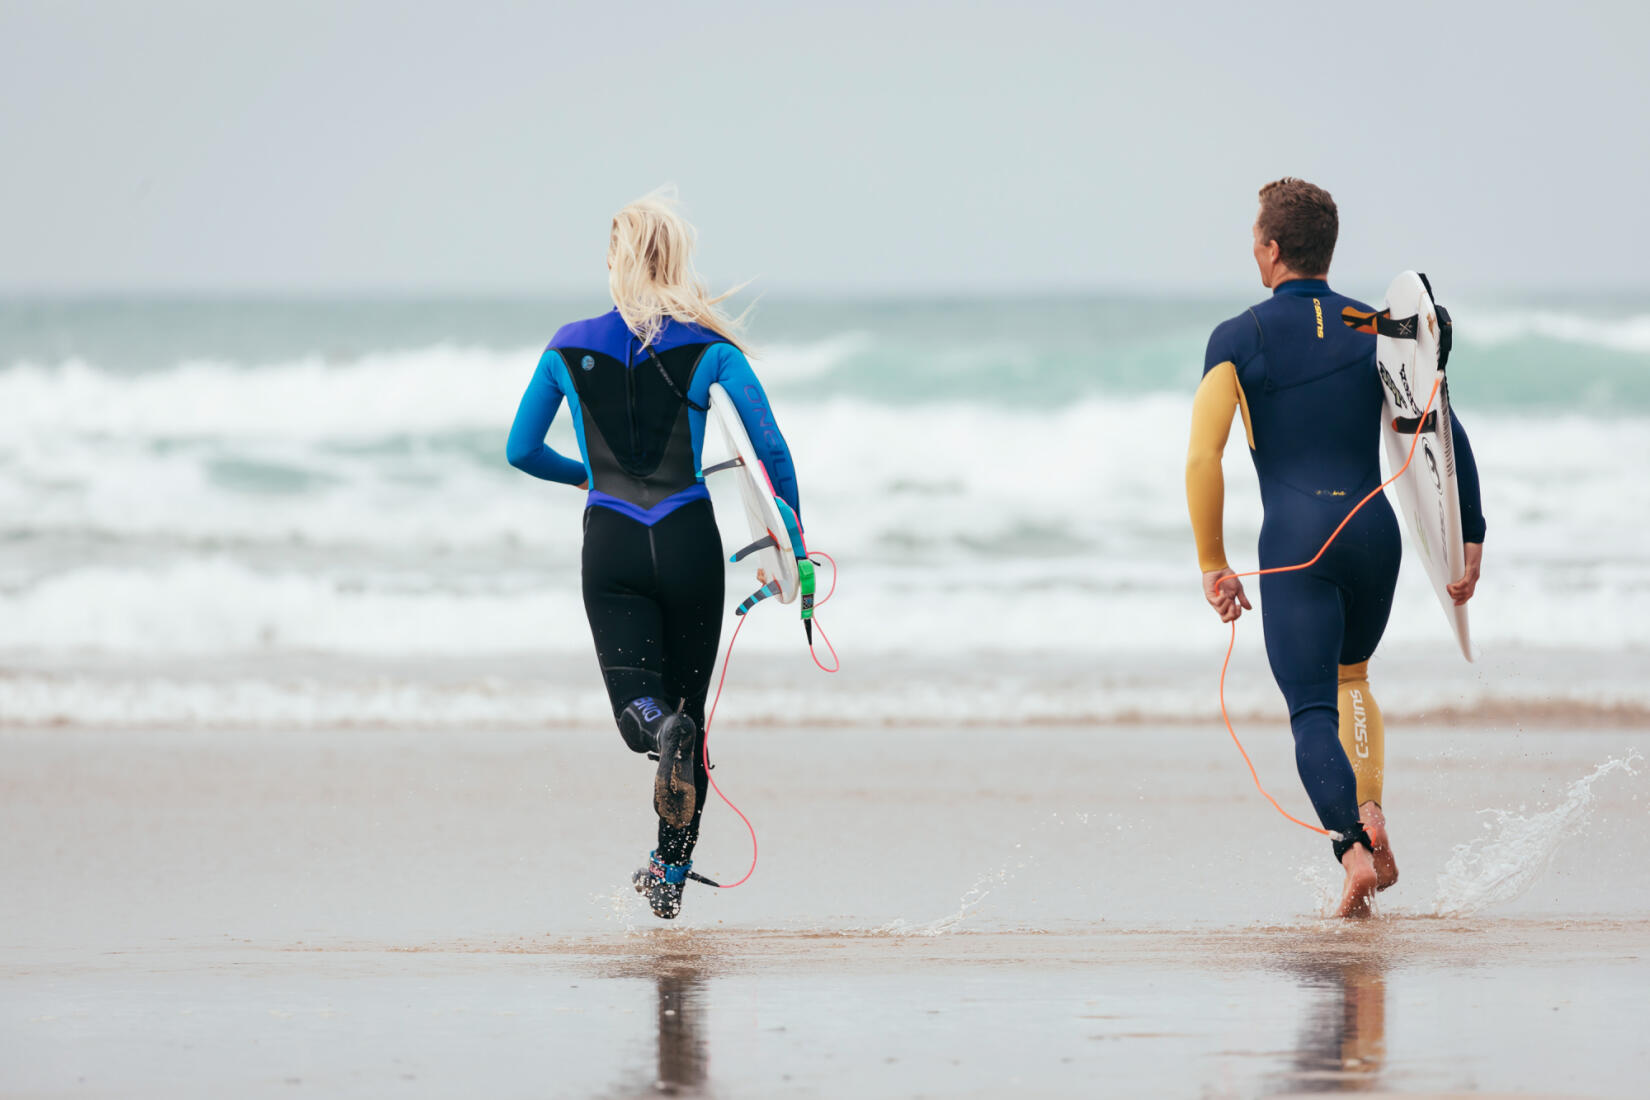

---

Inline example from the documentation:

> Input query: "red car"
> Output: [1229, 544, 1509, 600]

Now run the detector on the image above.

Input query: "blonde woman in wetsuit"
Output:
[507, 193, 802, 919]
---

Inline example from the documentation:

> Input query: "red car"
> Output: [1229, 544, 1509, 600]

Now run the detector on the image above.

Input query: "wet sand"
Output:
[3, 722, 1647, 1096]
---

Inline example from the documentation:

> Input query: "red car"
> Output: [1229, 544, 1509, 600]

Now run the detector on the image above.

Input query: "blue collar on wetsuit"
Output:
[549, 309, 730, 361]
[1272, 278, 1332, 297]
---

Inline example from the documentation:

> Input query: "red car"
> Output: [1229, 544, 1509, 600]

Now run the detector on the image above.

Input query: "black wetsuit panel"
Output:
[582, 498, 724, 863]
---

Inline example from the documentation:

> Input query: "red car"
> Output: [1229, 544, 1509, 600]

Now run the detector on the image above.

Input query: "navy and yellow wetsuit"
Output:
[507, 309, 800, 865]
[1186, 279, 1485, 856]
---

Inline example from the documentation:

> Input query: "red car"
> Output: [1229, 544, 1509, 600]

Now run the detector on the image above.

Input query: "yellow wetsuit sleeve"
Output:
[1186, 360, 1252, 573]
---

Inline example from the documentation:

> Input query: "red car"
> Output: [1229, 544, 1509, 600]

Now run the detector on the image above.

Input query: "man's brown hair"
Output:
[1257, 178, 1338, 276]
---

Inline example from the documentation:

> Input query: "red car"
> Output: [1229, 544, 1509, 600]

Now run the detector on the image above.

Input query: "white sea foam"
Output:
[0, 667, 1618, 731]
[4, 549, 1650, 662]
[2, 341, 1648, 695]
[1462, 310, 1650, 354]
[1431, 750, 1642, 917]
[0, 340, 863, 439]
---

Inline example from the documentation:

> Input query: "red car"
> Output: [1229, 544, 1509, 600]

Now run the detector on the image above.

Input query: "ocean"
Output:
[5, 294, 1650, 1098]
[2, 292, 1647, 730]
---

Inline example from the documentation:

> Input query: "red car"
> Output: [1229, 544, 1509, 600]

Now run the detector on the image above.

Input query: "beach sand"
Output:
[3, 721, 1646, 1097]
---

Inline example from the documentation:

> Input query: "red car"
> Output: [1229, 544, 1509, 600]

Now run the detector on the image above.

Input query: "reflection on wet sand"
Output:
[1273, 950, 1388, 1095]
[604, 943, 713, 1098]
[653, 970, 709, 1095]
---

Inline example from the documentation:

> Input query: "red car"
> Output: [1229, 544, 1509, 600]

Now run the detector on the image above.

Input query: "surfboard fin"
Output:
[735, 580, 784, 616]
[702, 457, 745, 477]
[730, 534, 778, 563]
[1392, 410, 1438, 434]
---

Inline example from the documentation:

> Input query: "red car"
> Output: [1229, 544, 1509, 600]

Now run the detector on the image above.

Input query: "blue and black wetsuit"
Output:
[508, 309, 800, 863]
[1186, 279, 1485, 858]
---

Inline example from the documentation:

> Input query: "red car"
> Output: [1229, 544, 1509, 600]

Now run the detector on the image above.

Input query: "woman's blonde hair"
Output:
[608, 188, 749, 351]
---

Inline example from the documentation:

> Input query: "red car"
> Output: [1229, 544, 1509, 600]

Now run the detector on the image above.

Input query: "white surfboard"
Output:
[703, 383, 811, 618]
[1359, 272, 1473, 661]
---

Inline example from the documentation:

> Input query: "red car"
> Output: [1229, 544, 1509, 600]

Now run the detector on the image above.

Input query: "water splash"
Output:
[599, 884, 647, 935]
[1432, 750, 1641, 917]
[1294, 862, 1342, 918]
[873, 812, 1090, 936]
[874, 863, 1016, 937]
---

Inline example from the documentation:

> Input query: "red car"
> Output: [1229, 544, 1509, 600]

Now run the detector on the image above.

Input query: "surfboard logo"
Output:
[1377, 362, 1405, 408]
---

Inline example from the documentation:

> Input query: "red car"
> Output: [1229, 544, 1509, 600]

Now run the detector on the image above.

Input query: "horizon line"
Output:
[4, 279, 1648, 303]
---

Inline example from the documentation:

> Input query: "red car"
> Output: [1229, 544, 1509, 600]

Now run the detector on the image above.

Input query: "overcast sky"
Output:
[3, 1, 1646, 295]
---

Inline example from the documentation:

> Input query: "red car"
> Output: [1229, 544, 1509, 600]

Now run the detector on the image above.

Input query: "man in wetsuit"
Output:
[1185, 178, 1485, 917]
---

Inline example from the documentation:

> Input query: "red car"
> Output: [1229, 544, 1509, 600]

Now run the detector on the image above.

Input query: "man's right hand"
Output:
[1448, 542, 1483, 605]
[1202, 568, 1252, 623]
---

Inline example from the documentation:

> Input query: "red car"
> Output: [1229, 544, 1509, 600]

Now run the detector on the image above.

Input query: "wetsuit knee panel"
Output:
[1274, 678, 1340, 726]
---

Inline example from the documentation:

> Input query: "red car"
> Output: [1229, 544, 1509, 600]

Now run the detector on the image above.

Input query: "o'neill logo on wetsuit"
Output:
[1350, 689, 1369, 758]
[742, 384, 783, 450]
[581, 355, 595, 371]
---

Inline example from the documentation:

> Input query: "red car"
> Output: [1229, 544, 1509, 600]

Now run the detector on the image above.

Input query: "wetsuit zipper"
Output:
[625, 339, 639, 464]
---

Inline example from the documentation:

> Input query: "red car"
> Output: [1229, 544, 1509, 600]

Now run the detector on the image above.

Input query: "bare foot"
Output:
[1336, 845, 1379, 919]
[1360, 801, 1399, 891]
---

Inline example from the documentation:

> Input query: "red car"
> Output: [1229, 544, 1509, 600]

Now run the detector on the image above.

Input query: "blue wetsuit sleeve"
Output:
[697, 345, 802, 519]
[1204, 314, 1254, 375]
[506, 349, 588, 485]
[1450, 410, 1486, 542]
